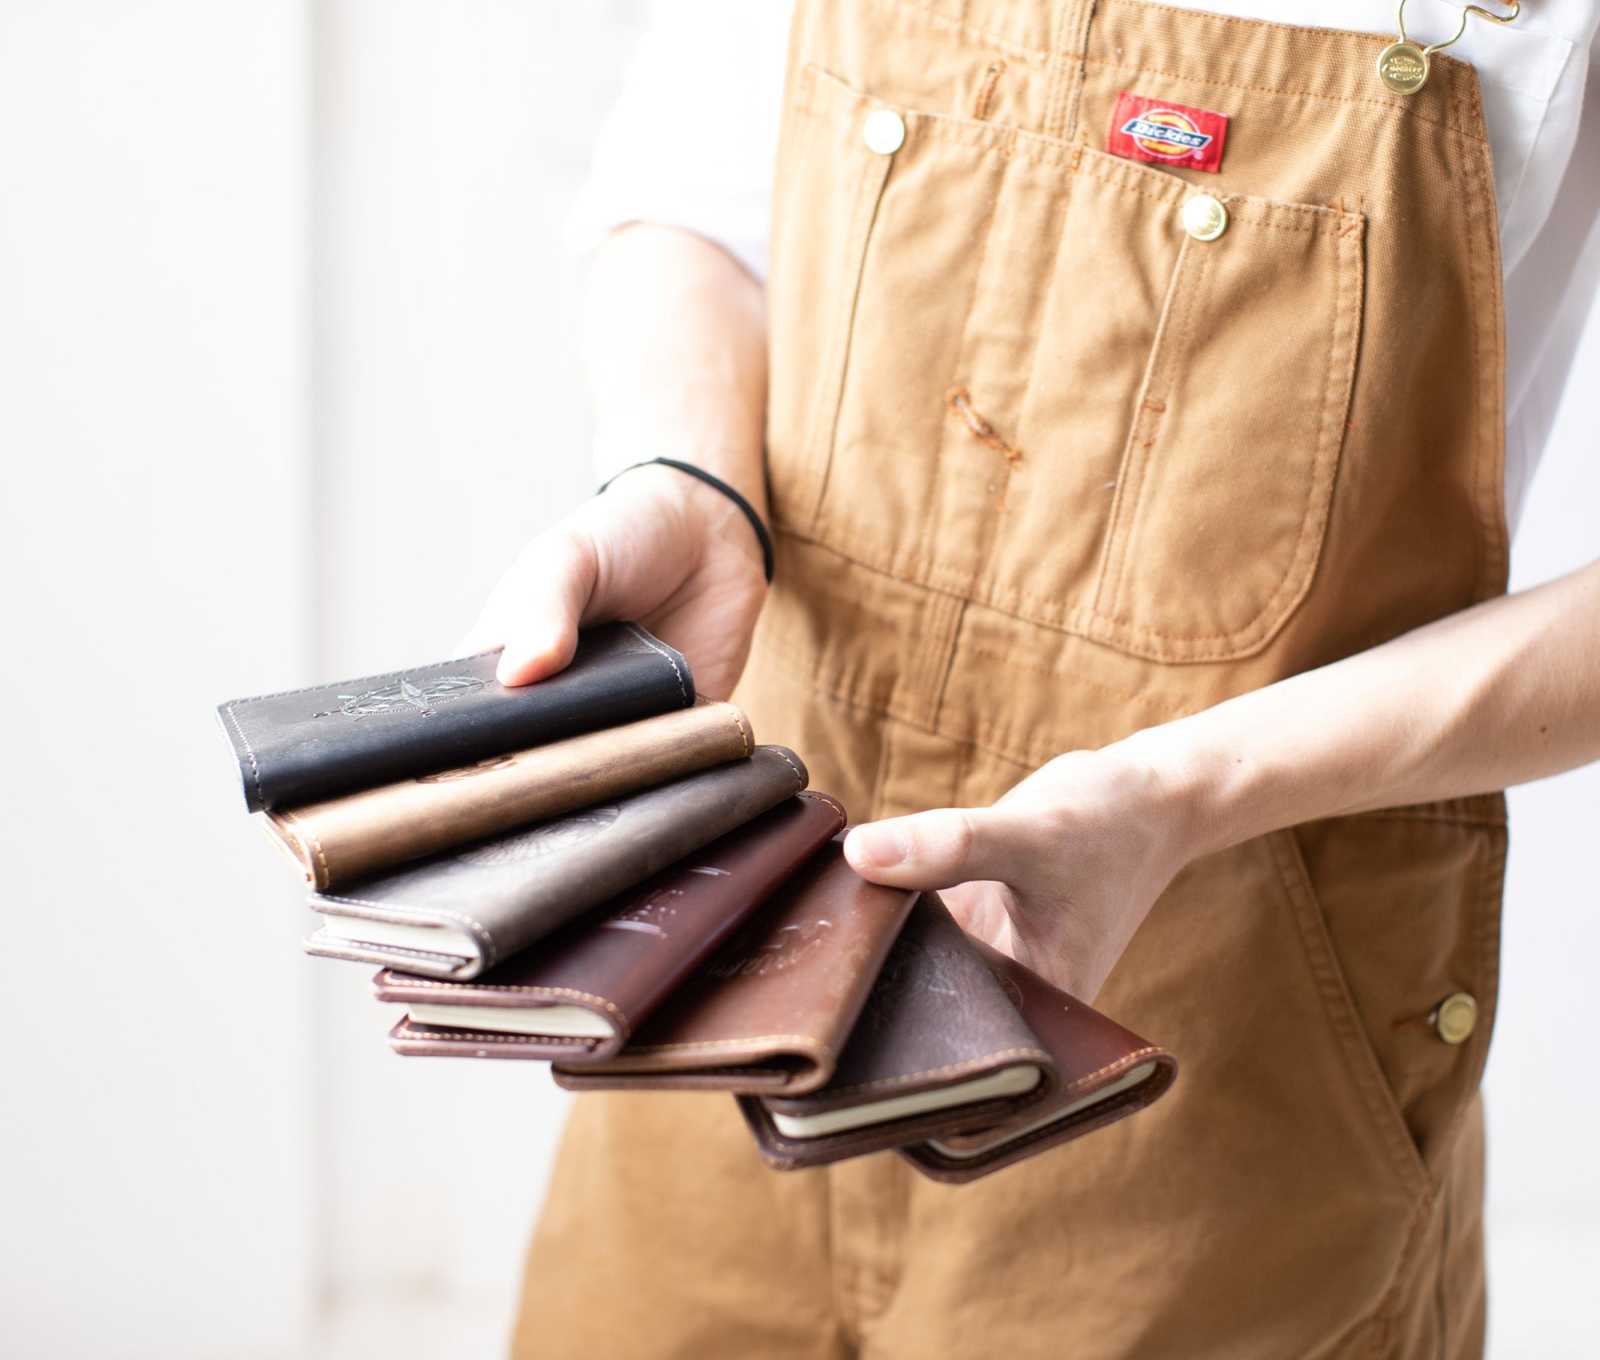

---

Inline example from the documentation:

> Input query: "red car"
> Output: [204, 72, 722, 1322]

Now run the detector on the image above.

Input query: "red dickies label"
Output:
[1107, 92, 1229, 173]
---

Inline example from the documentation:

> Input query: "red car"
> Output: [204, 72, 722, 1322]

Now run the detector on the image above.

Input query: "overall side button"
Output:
[1433, 992, 1479, 1045]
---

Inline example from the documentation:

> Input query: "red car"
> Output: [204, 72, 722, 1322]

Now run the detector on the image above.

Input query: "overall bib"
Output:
[517, 3, 1508, 1355]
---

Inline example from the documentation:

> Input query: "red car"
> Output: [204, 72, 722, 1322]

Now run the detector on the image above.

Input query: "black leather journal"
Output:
[217, 622, 693, 812]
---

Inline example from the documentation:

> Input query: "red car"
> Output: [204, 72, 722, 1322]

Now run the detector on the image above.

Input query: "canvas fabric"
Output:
[515, 1, 1508, 1355]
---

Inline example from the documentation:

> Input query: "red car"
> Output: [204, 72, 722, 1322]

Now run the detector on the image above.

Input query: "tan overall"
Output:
[517, 3, 1508, 1355]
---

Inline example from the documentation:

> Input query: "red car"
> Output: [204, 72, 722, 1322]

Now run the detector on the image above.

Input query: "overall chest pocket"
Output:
[766, 65, 1365, 663]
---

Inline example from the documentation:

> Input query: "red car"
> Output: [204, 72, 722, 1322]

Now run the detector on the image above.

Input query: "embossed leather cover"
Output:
[303, 745, 809, 980]
[374, 791, 847, 1060]
[738, 895, 1176, 1179]
[265, 700, 754, 890]
[552, 842, 916, 1095]
[217, 621, 693, 812]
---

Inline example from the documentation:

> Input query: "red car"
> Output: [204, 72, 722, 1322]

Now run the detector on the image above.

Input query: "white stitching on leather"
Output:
[221, 702, 264, 807]
[797, 790, 846, 819]
[316, 894, 497, 969]
[395, 1019, 605, 1046]
[376, 975, 627, 1026]
[763, 745, 807, 788]
[610, 1034, 822, 1054]
[622, 622, 691, 705]
[305, 936, 471, 967]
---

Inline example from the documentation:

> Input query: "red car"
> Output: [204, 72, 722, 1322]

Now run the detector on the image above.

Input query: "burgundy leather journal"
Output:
[265, 699, 754, 890]
[738, 894, 1176, 1180]
[553, 842, 917, 1095]
[303, 745, 809, 980]
[218, 621, 693, 812]
[373, 790, 847, 1060]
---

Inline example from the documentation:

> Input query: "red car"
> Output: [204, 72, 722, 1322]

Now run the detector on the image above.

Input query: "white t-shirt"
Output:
[573, 0, 1600, 532]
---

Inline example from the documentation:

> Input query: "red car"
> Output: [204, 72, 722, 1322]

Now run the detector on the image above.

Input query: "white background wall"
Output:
[0, 4, 1593, 1357]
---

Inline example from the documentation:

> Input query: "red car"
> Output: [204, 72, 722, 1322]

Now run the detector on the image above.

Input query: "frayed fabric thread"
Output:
[945, 385, 1023, 465]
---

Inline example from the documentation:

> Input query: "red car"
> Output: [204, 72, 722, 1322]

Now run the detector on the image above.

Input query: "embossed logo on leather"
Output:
[603, 885, 684, 939]
[313, 675, 485, 720]
[709, 919, 833, 979]
[455, 805, 621, 866]
[600, 866, 732, 939]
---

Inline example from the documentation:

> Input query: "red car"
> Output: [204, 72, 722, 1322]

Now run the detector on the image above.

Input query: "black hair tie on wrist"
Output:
[598, 457, 775, 584]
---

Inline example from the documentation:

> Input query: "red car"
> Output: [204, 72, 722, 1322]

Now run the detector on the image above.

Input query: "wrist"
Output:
[601, 459, 771, 584]
[1104, 719, 1241, 865]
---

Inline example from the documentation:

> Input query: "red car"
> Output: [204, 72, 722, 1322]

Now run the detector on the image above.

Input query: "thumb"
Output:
[842, 807, 1010, 889]
[461, 529, 598, 687]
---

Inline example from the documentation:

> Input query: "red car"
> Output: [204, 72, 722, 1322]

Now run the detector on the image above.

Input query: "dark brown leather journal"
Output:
[552, 842, 916, 1095]
[302, 745, 809, 980]
[373, 790, 847, 1060]
[738, 894, 1176, 1180]
[265, 700, 754, 890]
[896, 935, 1179, 1183]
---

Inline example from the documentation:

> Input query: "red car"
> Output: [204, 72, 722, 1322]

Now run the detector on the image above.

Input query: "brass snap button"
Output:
[1434, 992, 1478, 1045]
[1376, 41, 1430, 95]
[863, 108, 906, 156]
[1181, 194, 1228, 242]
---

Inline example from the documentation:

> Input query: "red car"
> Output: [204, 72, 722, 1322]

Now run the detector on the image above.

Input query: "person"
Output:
[461, 2, 1600, 1355]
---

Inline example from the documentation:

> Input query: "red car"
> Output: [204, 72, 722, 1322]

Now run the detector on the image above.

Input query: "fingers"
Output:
[461, 530, 599, 687]
[842, 806, 1021, 890]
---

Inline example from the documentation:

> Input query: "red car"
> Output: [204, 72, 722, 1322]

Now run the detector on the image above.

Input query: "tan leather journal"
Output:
[263, 699, 753, 890]
[552, 841, 917, 1095]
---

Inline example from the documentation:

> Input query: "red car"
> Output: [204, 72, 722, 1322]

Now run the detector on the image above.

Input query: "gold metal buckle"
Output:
[1377, 0, 1520, 96]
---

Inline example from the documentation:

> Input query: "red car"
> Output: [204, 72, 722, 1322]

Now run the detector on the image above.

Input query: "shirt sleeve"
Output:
[1504, 23, 1600, 531]
[566, 0, 791, 282]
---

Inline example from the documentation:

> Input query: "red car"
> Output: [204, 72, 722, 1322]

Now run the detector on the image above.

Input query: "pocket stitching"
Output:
[1266, 829, 1433, 1202]
[797, 136, 894, 536]
[1093, 234, 1205, 621]
[782, 62, 1368, 660]
[1084, 213, 1362, 653]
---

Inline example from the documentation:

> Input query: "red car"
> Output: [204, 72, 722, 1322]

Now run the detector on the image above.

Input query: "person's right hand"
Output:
[459, 462, 769, 700]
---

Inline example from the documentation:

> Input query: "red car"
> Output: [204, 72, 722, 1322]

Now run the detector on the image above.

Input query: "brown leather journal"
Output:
[552, 842, 917, 1095]
[303, 745, 809, 980]
[264, 700, 754, 890]
[738, 894, 1176, 1180]
[373, 791, 847, 1060]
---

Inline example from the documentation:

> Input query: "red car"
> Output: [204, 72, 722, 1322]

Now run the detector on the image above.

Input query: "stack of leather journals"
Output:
[218, 622, 1176, 1182]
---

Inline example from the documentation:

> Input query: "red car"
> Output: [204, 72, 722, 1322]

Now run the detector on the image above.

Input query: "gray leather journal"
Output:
[303, 745, 809, 980]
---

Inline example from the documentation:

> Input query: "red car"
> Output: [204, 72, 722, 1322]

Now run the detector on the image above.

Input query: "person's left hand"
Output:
[840, 741, 1202, 1002]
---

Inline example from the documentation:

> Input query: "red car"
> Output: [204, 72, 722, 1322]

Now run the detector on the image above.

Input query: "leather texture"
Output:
[218, 621, 694, 812]
[897, 929, 1178, 1183]
[738, 894, 1175, 1178]
[553, 840, 916, 1095]
[374, 791, 847, 1059]
[265, 699, 754, 889]
[303, 745, 809, 980]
